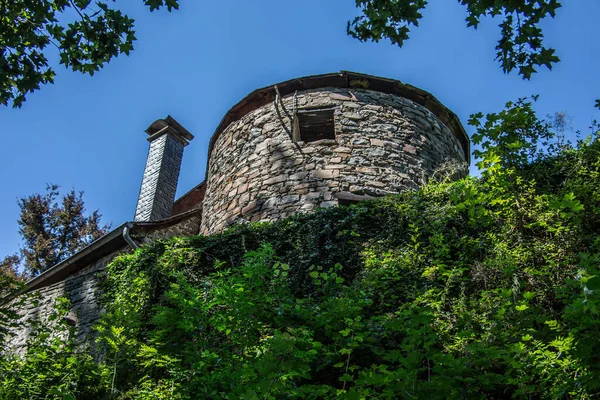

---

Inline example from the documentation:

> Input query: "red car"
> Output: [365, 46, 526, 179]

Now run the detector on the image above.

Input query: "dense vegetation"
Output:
[1, 99, 600, 398]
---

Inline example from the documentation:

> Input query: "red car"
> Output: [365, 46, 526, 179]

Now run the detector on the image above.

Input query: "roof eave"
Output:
[23, 207, 203, 293]
[25, 223, 127, 292]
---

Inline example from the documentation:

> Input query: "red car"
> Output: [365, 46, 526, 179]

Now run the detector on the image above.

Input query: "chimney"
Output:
[134, 116, 194, 222]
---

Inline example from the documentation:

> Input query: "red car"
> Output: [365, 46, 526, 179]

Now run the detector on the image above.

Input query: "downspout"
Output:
[122, 222, 139, 249]
[274, 84, 282, 107]
[273, 85, 299, 147]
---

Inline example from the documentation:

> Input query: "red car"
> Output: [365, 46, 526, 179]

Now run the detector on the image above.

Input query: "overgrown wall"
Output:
[201, 88, 468, 234]
[8, 213, 202, 355]
[9, 250, 122, 355]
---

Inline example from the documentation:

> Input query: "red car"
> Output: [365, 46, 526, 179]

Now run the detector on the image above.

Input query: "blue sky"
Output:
[1, 0, 598, 258]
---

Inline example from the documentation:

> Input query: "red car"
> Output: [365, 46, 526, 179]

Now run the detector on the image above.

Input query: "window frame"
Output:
[293, 106, 337, 144]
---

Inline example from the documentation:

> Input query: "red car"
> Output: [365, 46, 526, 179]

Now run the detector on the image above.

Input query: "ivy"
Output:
[1, 102, 600, 398]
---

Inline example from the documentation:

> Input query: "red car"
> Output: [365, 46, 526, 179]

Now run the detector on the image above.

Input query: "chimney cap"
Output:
[145, 115, 194, 143]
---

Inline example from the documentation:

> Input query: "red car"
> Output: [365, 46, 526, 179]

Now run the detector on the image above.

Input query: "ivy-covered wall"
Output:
[9, 251, 121, 355]
[3, 90, 599, 400]
[7, 212, 202, 355]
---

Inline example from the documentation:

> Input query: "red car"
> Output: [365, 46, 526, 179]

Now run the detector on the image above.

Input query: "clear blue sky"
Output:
[1, 0, 598, 258]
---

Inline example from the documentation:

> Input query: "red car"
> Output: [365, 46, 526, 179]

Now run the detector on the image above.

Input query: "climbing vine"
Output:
[1, 99, 599, 399]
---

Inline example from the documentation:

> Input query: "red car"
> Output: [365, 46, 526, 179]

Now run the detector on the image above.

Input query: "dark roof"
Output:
[206, 70, 470, 177]
[146, 115, 194, 142]
[23, 208, 202, 292]
[172, 181, 206, 215]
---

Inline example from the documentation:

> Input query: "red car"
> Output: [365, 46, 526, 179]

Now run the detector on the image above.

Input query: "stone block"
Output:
[279, 195, 300, 204]
[403, 144, 417, 154]
[343, 112, 362, 120]
[289, 172, 309, 180]
[227, 200, 238, 211]
[301, 203, 317, 211]
[242, 201, 260, 214]
[325, 164, 348, 170]
[320, 201, 337, 208]
[238, 183, 249, 194]
[294, 183, 311, 190]
[366, 180, 386, 188]
[311, 169, 339, 179]
[330, 93, 353, 101]
[333, 146, 352, 154]
[264, 174, 288, 185]
[304, 192, 321, 200]
[352, 138, 369, 146]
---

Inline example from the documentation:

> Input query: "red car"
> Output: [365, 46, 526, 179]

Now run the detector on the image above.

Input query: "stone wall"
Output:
[8, 211, 202, 355]
[9, 250, 123, 355]
[201, 88, 467, 234]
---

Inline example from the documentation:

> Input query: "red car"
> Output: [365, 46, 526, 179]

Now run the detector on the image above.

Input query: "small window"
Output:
[296, 108, 335, 143]
[338, 198, 361, 207]
[336, 192, 373, 207]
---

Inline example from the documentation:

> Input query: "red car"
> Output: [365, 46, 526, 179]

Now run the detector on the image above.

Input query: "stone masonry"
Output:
[135, 133, 185, 221]
[8, 212, 202, 355]
[201, 87, 468, 234]
[9, 250, 121, 355]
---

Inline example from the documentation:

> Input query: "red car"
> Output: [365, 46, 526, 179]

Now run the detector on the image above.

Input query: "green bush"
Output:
[2, 99, 600, 399]
[95, 133, 600, 398]
[0, 297, 108, 399]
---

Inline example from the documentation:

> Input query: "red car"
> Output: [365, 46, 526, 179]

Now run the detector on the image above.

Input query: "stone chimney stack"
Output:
[134, 116, 194, 222]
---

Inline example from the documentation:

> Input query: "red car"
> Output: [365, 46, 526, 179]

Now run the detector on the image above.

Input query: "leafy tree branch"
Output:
[348, 0, 562, 79]
[0, 0, 181, 108]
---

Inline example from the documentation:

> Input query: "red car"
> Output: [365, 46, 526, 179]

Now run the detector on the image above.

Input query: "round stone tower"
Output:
[200, 71, 469, 235]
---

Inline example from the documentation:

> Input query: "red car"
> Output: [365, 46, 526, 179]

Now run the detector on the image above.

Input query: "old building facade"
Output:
[8, 71, 469, 351]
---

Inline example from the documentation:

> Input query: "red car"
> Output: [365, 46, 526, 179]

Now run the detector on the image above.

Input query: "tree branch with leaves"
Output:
[348, 0, 562, 79]
[0, 0, 181, 108]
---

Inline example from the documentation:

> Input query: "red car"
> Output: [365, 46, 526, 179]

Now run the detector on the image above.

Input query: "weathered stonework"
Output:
[7, 71, 471, 357]
[201, 87, 467, 234]
[9, 250, 120, 355]
[8, 211, 202, 355]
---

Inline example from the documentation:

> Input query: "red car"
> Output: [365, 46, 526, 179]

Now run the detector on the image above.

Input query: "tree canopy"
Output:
[1, 184, 110, 277]
[1, 0, 576, 108]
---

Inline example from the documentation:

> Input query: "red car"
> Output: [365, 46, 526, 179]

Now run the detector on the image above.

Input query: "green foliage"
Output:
[94, 130, 600, 397]
[2, 101, 600, 398]
[0, 297, 108, 399]
[0, 0, 181, 107]
[348, 0, 562, 79]
[1, 184, 110, 277]
[0, 269, 26, 344]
